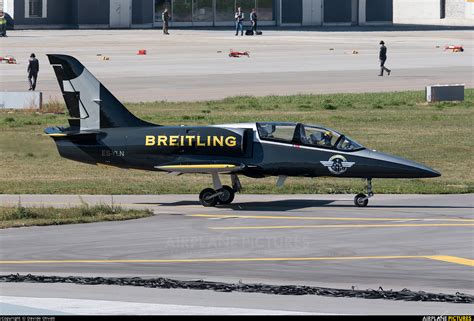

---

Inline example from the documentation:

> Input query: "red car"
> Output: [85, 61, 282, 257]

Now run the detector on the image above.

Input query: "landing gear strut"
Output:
[354, 178, 373, 207]
[198, 173, 239, 207]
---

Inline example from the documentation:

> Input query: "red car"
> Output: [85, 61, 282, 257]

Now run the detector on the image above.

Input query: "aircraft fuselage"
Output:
[51, 123, 440, 180]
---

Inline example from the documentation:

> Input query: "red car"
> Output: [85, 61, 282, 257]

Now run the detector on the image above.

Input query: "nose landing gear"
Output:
[354, 178, 373, 207]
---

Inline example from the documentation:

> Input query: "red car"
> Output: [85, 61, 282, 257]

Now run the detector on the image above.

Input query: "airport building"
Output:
[1, 0, 473, 29]
[394, 0, 474, 26]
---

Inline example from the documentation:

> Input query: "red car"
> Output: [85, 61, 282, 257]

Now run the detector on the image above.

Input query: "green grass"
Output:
[0, 90, 473, 195]
[0, 203, 154, 228]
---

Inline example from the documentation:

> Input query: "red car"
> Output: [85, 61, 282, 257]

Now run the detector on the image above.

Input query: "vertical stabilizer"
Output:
[47, 54, 153, 130]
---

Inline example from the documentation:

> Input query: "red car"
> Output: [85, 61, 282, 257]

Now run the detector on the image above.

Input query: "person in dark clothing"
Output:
[379, 41, 391, 77]
[27, 53, 39, 91]
[162, 8, 170, 35]
[250, 8, 257, 34]
[235, 7, 244, 36]
[0, 10, 7, 37]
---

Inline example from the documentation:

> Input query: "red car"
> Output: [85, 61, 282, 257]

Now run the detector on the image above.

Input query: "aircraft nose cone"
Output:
[359, 150, 442, 178]
[390, 156, 441, 178]
[388, 156, 442, 178]
[415, 166, 441, 178]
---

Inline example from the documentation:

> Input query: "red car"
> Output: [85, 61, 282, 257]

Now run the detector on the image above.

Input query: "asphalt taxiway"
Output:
[0, 194, 473, 314]
[1, 29, 473, 102]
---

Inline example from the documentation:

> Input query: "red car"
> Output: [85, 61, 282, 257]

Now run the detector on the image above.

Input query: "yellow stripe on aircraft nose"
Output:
[46, 133, 68, 137]
[159, 164, 237, 169]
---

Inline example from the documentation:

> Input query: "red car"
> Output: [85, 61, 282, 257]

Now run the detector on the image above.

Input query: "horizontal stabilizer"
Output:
[44, 126, 100, 138]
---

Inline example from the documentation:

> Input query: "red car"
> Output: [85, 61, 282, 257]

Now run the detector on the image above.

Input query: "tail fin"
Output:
[47, 54, 153, 130]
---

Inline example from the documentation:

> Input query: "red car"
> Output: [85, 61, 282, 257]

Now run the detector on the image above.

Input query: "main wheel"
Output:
[199, 188, 218, 207]
[354, 193, 369, 207]
[217, 185, 235, 205]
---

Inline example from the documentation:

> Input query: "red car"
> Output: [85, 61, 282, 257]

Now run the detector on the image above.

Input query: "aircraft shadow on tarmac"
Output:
[140, 200, 335, 211]
[136, 200, 472, 212]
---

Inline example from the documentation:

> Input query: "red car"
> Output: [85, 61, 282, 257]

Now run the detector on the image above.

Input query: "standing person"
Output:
[0, 10, 7, 37]
[250, 8, 258, 35]
[27, 53, 39, 91]
[378, 41, 391, 76]
[235, 7, 244, 36]
[162, 7, 170, 35]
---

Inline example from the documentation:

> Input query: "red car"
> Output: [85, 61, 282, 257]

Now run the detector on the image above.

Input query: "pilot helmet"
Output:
[265, 124, 275, 134]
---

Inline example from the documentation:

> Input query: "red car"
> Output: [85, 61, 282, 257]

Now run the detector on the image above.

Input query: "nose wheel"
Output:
[354, 193, 369, 207]
[354, 178, 373, 207]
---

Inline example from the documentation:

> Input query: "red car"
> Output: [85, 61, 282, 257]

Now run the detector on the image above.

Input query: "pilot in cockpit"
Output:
[260, 124, 276, 138]
[308, 130, 333, 147]
[322, 131, 333, 146]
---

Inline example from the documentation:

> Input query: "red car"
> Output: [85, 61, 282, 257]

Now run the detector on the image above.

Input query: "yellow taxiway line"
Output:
[0, 255, 472, 267]
[190, 214, 474, 222]
[426, 255, 474, 267]
[210, 223, 474, 230]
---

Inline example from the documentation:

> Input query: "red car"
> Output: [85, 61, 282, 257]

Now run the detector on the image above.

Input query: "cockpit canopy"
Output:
[256, 122, 365, 152]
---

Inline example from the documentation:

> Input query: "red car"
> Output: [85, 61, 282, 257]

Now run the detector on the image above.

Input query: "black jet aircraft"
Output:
[44, 55, 441, 207]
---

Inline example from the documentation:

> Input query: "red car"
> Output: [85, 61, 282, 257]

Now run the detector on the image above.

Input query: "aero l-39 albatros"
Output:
[44, 55, 441, 207]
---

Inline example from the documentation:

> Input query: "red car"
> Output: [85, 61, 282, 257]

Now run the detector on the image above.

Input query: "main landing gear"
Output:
[199, 173, 241, 207]
[354, 178, 374, 207]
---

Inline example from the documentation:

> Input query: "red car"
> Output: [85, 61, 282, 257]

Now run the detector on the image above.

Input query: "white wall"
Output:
[3, 0, 14, 18]
[0, 92, 42, 110]
[394, 0, 441, 21]
[393, 0, 474, 25]
[0, 0, 14, 18]
[465, 0, 474, 19]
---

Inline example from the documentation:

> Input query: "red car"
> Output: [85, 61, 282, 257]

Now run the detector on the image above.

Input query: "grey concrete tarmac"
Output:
[0, 29, 472, 102]
[1, 283, 473, 315]
[0, 194, 473, 314]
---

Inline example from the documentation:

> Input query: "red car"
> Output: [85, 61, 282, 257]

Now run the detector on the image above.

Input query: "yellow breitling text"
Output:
[145, 135, 237, 148]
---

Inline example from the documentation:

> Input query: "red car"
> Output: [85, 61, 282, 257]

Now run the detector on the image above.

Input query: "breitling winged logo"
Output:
[320, 155, 355, 175]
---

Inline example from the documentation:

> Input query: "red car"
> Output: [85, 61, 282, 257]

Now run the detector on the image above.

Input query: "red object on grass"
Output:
[229, 49, 250, 58]
[0, 56, 17, 64]
[444, 45, 464, 52]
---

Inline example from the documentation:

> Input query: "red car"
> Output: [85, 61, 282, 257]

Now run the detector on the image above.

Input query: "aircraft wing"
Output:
[155, 164, 245, 174]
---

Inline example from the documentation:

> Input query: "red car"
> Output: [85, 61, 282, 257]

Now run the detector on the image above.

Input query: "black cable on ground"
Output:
[1, 274, 472, 304]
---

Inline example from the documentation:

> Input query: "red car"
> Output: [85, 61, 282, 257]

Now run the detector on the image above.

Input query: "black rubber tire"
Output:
[217, 185, 235, 205]
[354, 193, 369, 207]
[199, 188, 218, 207]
